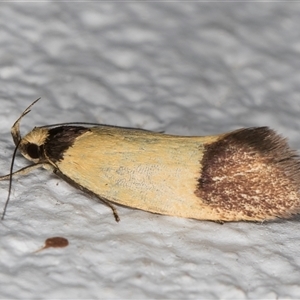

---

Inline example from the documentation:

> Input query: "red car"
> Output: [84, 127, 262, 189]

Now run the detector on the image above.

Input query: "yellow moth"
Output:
[1, 99, 300, 222]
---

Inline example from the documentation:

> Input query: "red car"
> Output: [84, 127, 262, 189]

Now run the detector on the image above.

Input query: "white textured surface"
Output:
[1, 3, 300, 299]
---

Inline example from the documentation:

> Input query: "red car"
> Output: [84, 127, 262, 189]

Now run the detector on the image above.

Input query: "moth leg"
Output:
[0, 163, 45, 180]
[97, 196, 120, 222]
[53, 169, 120, 222]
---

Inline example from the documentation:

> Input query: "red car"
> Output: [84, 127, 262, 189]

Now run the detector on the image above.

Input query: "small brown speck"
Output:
[44, 237, 69, 249]
[34, 237, 69, 253]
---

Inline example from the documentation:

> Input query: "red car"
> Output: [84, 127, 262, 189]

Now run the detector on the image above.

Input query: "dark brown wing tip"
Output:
[196, 127, 300, 221]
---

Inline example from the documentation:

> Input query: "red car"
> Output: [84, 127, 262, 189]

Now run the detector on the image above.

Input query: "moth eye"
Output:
[27, 143, 40, 159]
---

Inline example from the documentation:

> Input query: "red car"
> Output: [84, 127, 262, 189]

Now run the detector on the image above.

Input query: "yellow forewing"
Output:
[54, 127, 221, 220]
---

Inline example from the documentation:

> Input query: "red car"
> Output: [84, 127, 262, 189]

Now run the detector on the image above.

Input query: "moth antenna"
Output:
[2, 98, 40, 220]
[39, 122, 153, 133]
[1, 139, 21, 220]
[11, 98, 41, 146]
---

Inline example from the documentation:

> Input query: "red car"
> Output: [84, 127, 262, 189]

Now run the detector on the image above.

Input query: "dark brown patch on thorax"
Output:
[44, 126, 89, 162]
[195, 127, 300, 221]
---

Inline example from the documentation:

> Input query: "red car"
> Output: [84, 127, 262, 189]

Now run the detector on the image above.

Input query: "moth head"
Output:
[10, 98, 47, 163]
[18, 127, 49, 163]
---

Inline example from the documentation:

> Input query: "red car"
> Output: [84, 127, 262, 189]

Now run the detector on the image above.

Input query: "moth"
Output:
[1, 99, 300, 222]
